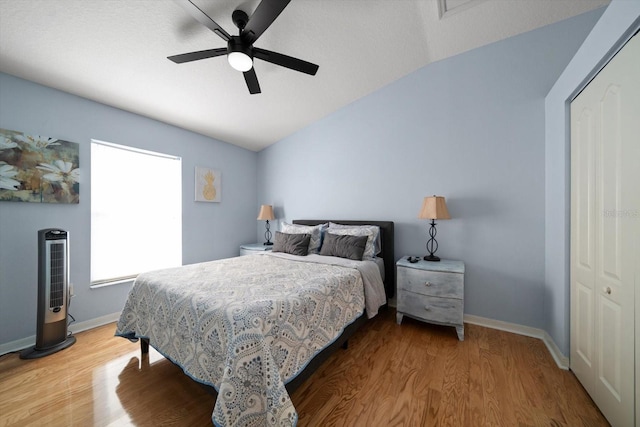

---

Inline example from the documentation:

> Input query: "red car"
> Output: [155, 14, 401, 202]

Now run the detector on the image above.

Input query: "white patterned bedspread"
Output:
[115, 253, 385, 427]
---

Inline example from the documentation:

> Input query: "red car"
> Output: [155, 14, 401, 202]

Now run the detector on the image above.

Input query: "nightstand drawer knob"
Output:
[424, 281, 432, 287]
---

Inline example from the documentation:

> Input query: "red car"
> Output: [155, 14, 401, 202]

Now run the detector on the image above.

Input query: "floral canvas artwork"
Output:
[195, 166, 221, 202]
[0, 128, 80, 204]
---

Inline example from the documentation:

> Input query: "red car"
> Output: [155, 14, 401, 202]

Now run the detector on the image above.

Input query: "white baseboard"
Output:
[464, 314, 569, 370]
[541, 330, 570, 369]
[0, 336, 35, 358]
[68, 312, 121, 334]
[0, 312, 121, 357]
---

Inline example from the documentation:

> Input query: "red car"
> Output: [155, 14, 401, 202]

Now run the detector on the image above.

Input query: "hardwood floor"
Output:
[0, 308, 608, 426]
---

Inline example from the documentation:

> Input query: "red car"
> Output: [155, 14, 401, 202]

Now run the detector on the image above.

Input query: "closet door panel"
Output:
[571, 90, 597, 396]
[574, 282, 593, 371]
[597, 85, 622, 284]
[571, 33, 638, 427]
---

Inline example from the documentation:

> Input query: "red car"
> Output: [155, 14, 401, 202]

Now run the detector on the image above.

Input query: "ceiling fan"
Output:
[168, 0, 319, 94]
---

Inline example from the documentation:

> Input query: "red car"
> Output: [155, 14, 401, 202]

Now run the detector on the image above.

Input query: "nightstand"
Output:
[239, 243, 273, 256]
[396, 257, 465, 341]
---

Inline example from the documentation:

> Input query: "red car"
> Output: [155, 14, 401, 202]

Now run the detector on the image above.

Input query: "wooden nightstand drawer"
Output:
[397, 292, 463, 325]
[397, 267, 462, 299]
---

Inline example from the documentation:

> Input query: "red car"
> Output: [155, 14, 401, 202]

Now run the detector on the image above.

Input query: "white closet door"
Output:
[570, 78, 597, 398]
[570, 33, 639, 427]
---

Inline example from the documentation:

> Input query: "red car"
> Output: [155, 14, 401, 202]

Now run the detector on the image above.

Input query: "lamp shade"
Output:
[257, 205, 275, 221]
[418, 196, 451, 220]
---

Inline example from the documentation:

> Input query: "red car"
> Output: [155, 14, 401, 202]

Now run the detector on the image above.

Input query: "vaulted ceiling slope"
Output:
[0, 0, 609, 151]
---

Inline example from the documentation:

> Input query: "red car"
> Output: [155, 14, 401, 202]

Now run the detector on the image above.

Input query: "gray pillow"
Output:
[319, 233, 368, 261]
[272, 231, 311, 256]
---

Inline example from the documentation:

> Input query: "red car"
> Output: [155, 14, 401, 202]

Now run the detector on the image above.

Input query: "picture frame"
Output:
[0, 128, 80, 204]
[194, 166, 221, 202]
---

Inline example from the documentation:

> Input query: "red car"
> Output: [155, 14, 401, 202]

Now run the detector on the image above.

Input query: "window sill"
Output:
[90, 278, 135, 289]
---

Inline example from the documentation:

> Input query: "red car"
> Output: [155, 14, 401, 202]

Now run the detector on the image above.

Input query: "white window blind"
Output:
[91, 140, 182, 285]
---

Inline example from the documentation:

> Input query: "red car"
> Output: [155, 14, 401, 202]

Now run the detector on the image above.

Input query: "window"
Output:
[91, 140, 182, 286]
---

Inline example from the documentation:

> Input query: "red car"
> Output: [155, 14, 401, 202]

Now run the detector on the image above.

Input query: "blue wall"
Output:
[544, 0, 640, 356]
[257, 10, 603, 332]
[0, 73, 258, 345]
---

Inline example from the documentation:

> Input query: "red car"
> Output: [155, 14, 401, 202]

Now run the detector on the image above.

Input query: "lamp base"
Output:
[263, 242, 273, 246]
[423, 254, 441, 262]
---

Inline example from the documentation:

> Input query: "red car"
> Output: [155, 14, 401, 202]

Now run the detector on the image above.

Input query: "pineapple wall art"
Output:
[195, 167, 221, 202]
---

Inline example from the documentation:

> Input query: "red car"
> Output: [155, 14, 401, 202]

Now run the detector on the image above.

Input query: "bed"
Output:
[115, 220, 394, 427]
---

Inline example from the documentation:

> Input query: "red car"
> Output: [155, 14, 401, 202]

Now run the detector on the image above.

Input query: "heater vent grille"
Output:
[49, 242, 65, 308]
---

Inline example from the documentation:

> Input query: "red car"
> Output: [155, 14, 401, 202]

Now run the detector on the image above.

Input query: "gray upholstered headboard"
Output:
[292, 220, 395, 299]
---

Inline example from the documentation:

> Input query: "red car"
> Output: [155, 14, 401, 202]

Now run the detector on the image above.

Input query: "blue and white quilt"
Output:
[115, 253, 385, 427]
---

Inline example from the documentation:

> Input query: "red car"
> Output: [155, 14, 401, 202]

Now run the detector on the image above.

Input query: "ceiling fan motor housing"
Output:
[228, 36, 252, 57]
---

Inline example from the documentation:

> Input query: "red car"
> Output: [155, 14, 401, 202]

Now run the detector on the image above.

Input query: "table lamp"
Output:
[257, 204, 275, 245]
[418, 195, 450, 261]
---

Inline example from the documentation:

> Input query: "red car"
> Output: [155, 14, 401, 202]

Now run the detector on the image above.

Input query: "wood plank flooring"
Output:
[0, 308, 608, 426]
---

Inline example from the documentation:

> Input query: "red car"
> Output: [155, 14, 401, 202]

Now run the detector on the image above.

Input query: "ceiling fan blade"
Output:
[241, 0, 290, 45]
[254, 48, 318, 75]
[174, 0, 231, 41]
[243, 68, 261, 94]
[168, 48, 227, 64]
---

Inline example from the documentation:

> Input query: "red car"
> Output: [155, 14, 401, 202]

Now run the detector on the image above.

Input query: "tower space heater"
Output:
[20, 229, 76, 359]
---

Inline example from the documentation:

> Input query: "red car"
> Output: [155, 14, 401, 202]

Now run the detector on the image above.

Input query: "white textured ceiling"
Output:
[0, 0, 608, 151]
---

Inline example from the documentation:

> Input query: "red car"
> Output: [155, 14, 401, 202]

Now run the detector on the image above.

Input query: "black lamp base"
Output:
[424, 219, 441, 262]
[263, 220, 273, 246]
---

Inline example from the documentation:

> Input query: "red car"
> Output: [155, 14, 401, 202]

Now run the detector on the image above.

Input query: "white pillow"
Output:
[327, 223, 380, 260]
[280, 222, 327, 254]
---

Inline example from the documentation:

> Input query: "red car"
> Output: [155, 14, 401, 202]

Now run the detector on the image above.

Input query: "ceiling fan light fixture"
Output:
[228, 51, 253, 72]
[227, 37, 253, 72]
